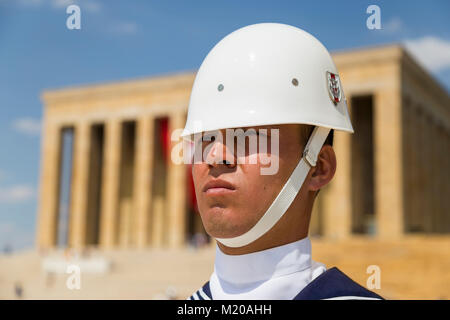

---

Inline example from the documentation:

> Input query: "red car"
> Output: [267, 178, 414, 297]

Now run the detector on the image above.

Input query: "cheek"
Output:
[240, 162, 279, 206]
[248, 152, 289, 200]
[192, 164, 206, 194]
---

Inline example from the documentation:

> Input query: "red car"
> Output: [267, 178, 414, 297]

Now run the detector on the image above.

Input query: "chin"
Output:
[207, 228, 247, 239]
[201, 207, 252, 239]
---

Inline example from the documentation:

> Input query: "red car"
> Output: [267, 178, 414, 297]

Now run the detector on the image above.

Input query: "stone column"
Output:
[444, 128, 450, 232]
[69, 121, 91, 249]
[411, 104, 424, 232]
[436, 125, 444, 233]
[437, 123, 445, 233]
[422, 114, 434, 233]
[166, 113, 187, 248]
[36, 120, 62, 249]
[99, 119, 121, 248]
[430, 120, 439, 232]
[322, 98, 352, 239]
[408, 104, 418, 231]
[417, 108, 427, 232]
[402, 98, 412, 231]
[133, 116, 154, 248]
[374, 87, 404, 239]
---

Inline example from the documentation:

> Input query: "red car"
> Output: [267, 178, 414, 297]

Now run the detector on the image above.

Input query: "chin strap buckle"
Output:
[303, 147, 317, 167]
[302, 126, 331, 167]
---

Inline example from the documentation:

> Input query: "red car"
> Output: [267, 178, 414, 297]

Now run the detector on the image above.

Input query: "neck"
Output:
[217, 229, 309, 255]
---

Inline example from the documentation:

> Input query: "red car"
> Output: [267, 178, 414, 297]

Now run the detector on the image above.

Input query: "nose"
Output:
[205, 139, 236, 168]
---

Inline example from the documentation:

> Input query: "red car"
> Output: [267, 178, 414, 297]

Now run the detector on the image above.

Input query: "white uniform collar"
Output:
[210, 236, 325, 299]
[215, 236, 312, 284]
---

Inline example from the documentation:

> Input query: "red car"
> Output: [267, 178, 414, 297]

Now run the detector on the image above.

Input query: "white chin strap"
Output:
[215, 126, 331, 248]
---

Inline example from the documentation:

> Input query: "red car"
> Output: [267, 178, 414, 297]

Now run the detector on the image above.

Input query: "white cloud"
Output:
[404, 36, 450, 72]
[108, 21, 138, 35]
[12, 118, 41, 136]
[0, 185, 35, 204]
[383, 17, 403, 34]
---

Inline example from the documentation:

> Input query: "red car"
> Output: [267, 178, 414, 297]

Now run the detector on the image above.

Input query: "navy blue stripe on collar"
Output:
[202, 281, 212, 299]
[188, 282, 212, 300]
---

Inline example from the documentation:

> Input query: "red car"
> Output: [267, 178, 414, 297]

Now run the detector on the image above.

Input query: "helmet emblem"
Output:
[327, 71, 341, 104]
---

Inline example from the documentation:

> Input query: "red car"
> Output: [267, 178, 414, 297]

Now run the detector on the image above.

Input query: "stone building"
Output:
[36, 44, 450, 249]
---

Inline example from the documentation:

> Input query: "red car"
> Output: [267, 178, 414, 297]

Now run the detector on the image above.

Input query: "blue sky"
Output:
[0, 0, 449, 251]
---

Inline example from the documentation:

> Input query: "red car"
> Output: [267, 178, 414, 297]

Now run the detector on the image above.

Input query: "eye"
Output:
[202, 133, 215, 142]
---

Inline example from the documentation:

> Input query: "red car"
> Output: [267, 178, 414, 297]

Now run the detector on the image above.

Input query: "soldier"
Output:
[183, 23, 383, 300]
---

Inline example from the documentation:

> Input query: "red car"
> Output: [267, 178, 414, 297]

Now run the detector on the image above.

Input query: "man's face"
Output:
[192, 124, 304, 239]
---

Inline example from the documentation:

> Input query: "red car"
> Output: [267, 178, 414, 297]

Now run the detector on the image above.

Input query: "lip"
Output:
[202, 179, 236, 195]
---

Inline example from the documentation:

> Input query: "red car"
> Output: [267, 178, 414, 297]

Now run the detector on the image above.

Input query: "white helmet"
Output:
[183, 23, 354, 248]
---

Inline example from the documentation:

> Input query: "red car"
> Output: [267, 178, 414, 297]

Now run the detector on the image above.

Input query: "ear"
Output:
[307, 145, 336, 191]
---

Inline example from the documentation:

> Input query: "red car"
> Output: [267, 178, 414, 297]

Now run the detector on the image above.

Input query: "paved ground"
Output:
[0, 236, 449, 300]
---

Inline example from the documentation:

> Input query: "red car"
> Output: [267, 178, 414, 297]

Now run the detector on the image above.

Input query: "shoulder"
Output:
[294, 267, 384, 300]
[187, 281, 212, 300]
